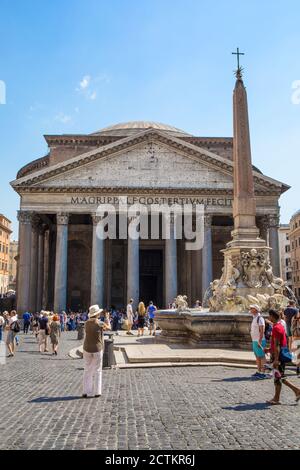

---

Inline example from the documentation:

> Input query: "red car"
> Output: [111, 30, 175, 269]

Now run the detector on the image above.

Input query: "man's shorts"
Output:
[252, 339, 266, 358]
[149, 318, 155, 325]
[274, 363, 286, 385]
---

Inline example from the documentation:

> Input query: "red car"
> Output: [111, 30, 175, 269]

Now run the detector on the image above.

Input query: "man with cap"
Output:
[250, 304, 267, 379]
[126, 299, 134, 335]
[82, 304, 111, 398]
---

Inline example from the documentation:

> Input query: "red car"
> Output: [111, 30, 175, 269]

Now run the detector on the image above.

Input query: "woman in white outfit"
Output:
[82, 305, 111, 398]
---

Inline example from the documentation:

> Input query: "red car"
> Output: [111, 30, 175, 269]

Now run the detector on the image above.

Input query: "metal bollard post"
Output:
[103, 331, 115, 368]
[77, 321, 85, 340]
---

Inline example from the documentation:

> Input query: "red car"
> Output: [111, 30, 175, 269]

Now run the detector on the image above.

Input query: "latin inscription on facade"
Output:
[70, 196, 233, 207]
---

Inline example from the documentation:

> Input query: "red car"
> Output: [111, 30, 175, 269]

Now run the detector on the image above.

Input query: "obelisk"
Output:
[229, 67, 264, 248]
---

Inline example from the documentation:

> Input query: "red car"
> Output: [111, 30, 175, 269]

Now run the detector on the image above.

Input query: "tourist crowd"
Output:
[0, 299, 158, 359]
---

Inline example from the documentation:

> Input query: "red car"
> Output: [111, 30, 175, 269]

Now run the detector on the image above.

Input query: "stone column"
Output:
[202, 214, 213, 299]
[127, 216, 139, 309]
[29, 215, 39, 313]
[268, 214, 280, 277]
[259, 216, 269, 245]
[91, 214, 105, 307]
[54, 213, 69, 313]
[42, 229, 50, 309]
[17, 211, 32, 314]
[192, 215, 202, 303]
[36, 225, 45, 312]
[165, 214, 178, 307]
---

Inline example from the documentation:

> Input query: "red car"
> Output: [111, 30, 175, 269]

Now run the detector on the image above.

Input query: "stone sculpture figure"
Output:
[265, 262, 285, 293]
[175, 295, 189, 312]
[241, 249, 267, 288]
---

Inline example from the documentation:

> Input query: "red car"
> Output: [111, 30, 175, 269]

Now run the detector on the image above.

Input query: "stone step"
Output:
[122, 344, 256, 365]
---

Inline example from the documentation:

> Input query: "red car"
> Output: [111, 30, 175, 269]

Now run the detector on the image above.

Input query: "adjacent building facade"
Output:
[8, 240, 18, 291]
[279, 224, 292, 290]
[289, 210, 300, 299]
[11, 121, 288, 313]
[0, 214, 12, 294]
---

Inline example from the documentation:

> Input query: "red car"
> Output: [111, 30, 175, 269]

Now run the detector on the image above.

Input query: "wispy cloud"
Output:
[76, 73, 110, 101]
[79, 75, 91, 90]
[55, 112, 72, 124]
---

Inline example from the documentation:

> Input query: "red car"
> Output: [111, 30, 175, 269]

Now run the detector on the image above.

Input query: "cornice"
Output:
[17, 154, 50, 179]
[15, 186, 282, 197]
[44, 135, 123, 146]
[182, 136, 233, 146]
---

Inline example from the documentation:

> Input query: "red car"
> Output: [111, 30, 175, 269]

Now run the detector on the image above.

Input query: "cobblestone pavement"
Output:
[1, 331, 300, 450]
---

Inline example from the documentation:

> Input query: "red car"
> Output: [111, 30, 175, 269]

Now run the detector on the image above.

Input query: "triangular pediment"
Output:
[11, 128, 288, 195]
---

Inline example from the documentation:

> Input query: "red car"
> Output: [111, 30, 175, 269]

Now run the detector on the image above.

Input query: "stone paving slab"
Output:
[1, 331, 300, 450]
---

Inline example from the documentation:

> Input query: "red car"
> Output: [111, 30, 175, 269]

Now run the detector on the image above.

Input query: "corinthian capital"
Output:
[267, 214, 280, 228]
[91, 213, 104, 225]
[163, 213, 176, 225]
[128, 215, 139, 224]
[204, 214, 212, 227]
[17, 211, 31, 224]
[56, 213, 69, 225]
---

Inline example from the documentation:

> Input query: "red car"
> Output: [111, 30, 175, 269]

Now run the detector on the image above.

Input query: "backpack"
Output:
[12, 320, 20, 333]
[257, 316, 272, 341]
[264, 322, 273, 341]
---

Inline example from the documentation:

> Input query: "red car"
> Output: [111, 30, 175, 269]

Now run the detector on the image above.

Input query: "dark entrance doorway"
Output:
[139, 249, 163, 308]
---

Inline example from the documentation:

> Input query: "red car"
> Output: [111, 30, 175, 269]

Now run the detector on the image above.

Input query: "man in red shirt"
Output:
[267, 309, 300, 405]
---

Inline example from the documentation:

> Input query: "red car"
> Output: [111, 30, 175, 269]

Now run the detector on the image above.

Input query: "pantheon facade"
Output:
[11, 121, 289, 313]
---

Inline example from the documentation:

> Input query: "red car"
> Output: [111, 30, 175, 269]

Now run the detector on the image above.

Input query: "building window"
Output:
[292, 242, 295, 250]
[285, 245, 290, 253]
[287, 272, 292, 280]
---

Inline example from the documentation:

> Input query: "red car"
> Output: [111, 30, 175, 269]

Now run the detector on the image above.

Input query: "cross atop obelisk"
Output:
[232, 47, 245, 79]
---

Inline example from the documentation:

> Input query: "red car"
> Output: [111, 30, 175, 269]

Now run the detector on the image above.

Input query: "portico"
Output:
[12, 121, 288, 313]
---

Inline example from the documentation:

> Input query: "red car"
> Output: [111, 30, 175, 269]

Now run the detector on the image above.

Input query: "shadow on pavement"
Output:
[212, 376, 257, 383]
[222, 402, 271, 411]
[18, 350, 41, 355]
[29, 396, 82, 403]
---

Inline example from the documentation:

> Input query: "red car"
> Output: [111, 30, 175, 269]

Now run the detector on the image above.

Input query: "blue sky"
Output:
[1, 0, 300, 237]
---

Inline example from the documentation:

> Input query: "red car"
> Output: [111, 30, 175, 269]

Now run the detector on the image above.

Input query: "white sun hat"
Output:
[88, 305, 103, 318]
[249, 304, 260, 312]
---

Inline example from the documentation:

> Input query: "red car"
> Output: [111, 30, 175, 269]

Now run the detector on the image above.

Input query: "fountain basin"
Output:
[156, 309, 253, 349]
